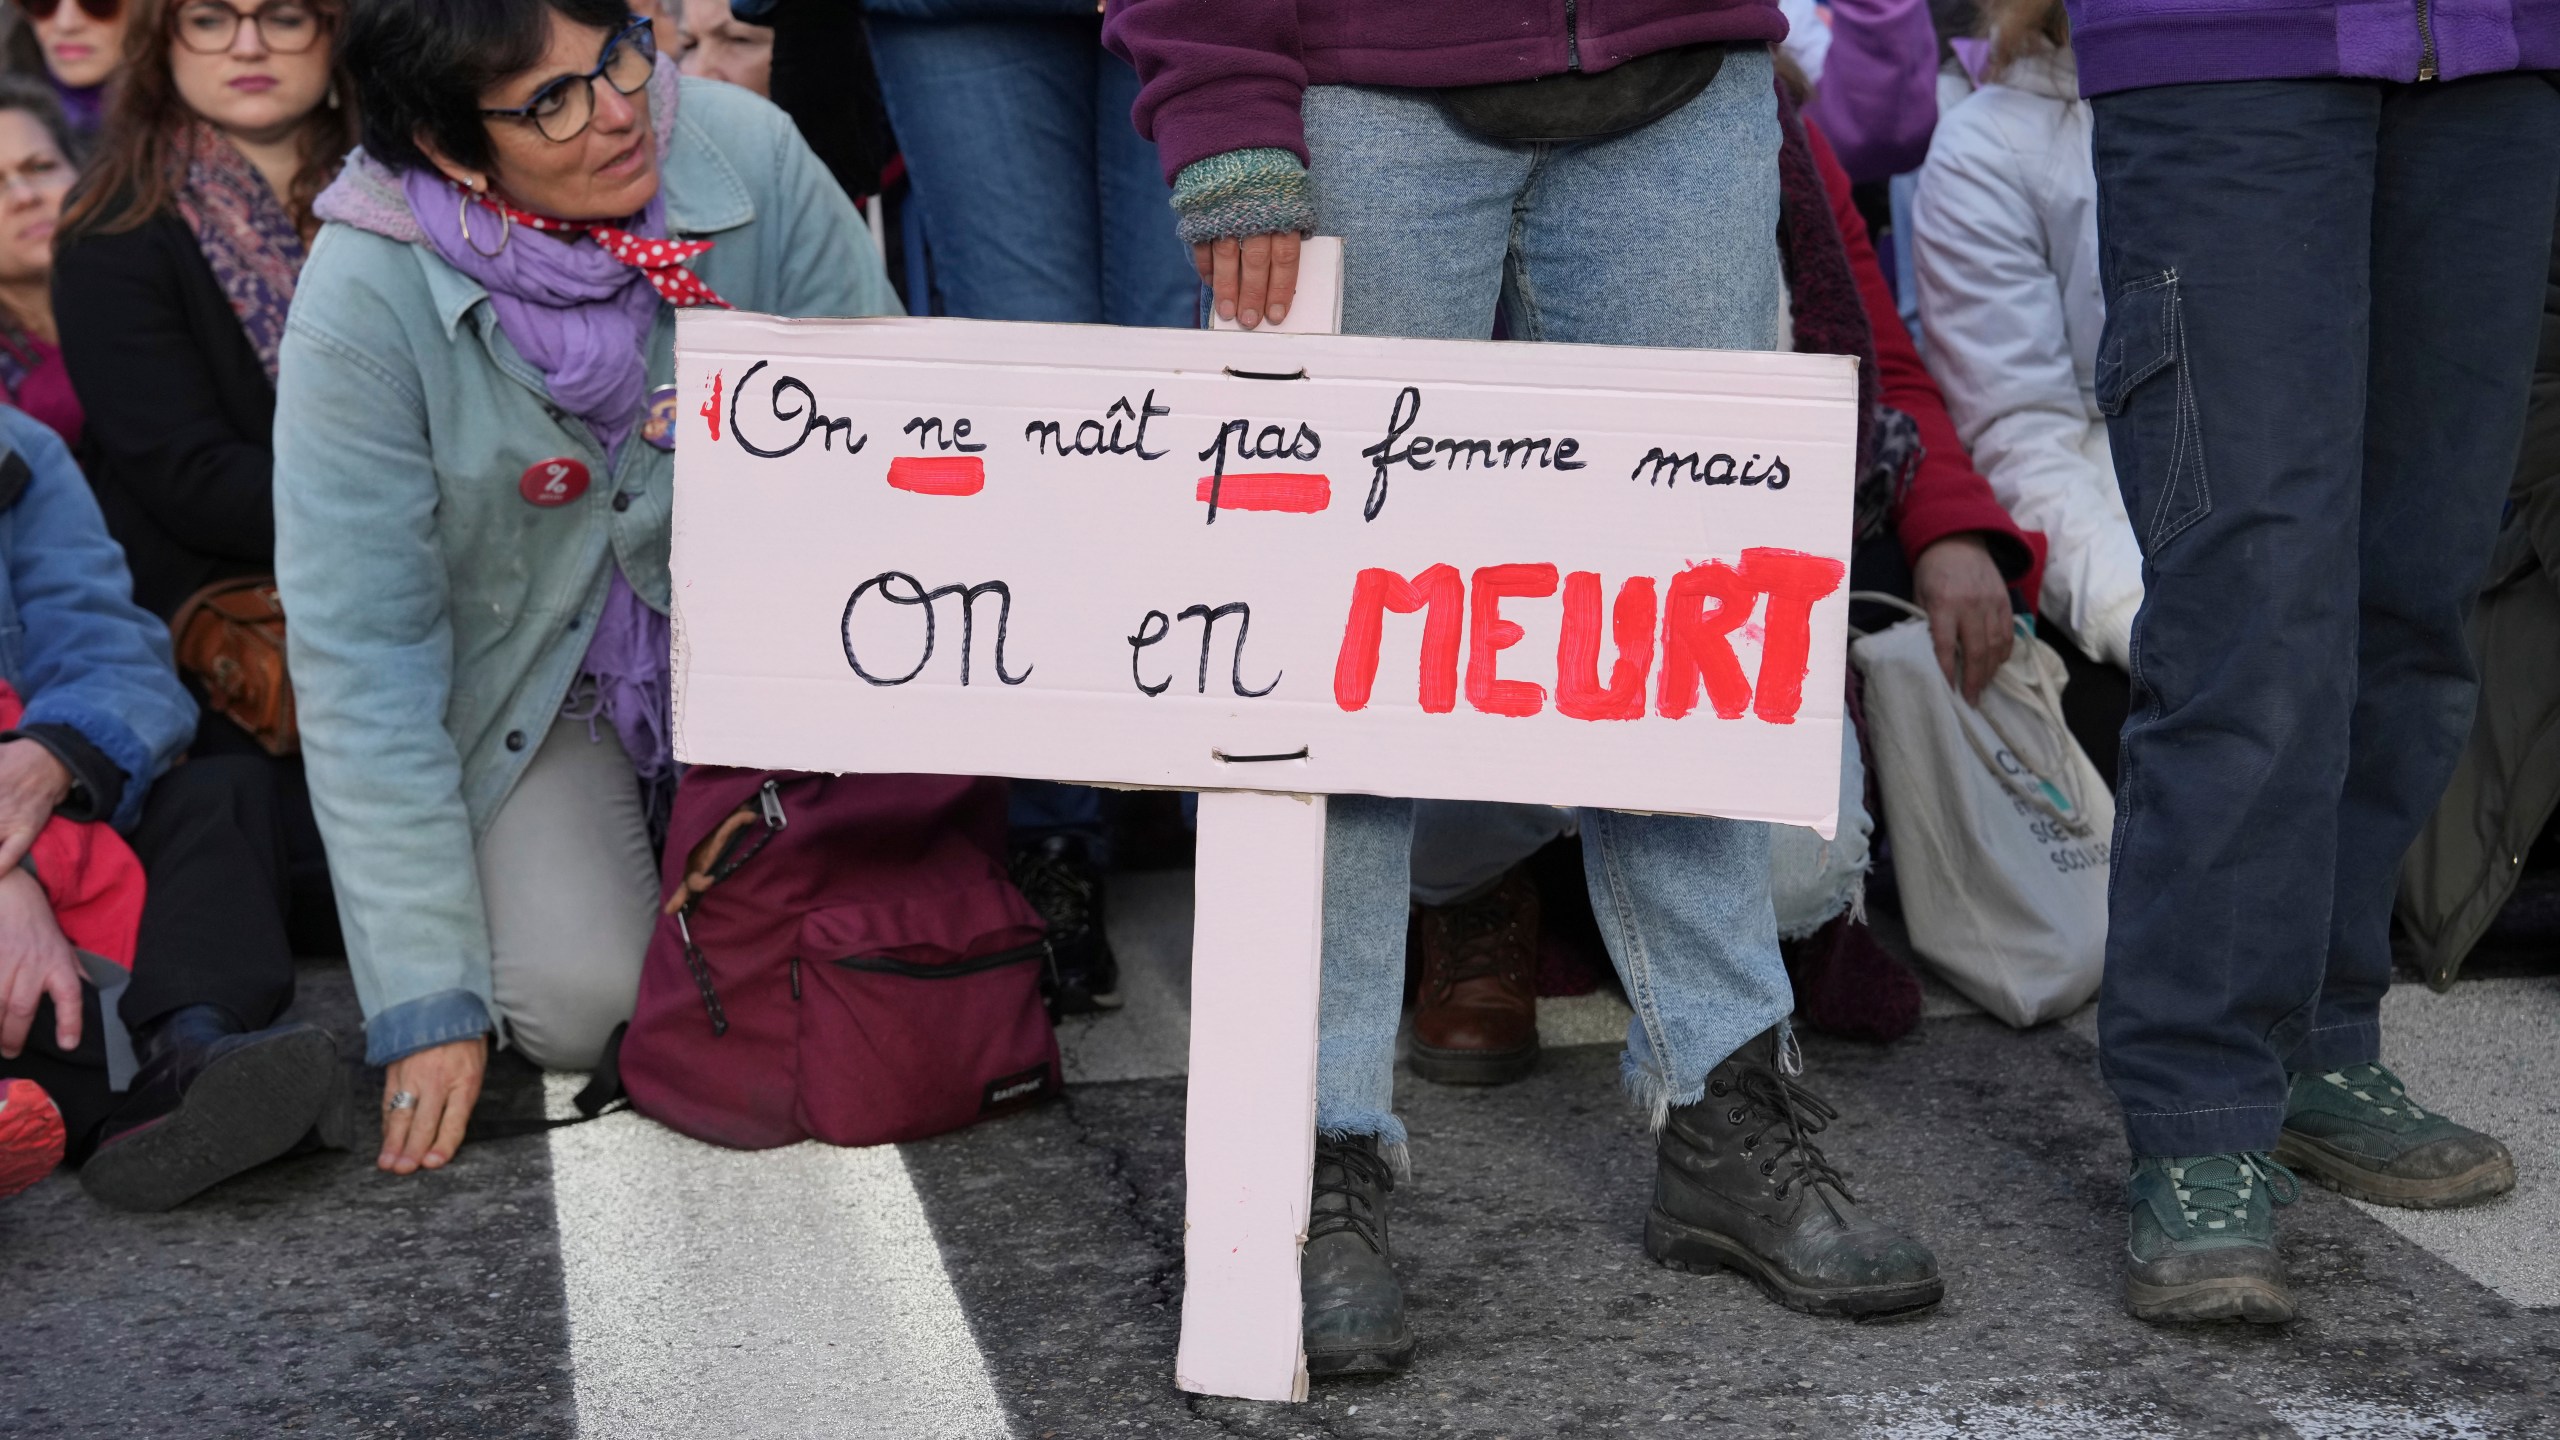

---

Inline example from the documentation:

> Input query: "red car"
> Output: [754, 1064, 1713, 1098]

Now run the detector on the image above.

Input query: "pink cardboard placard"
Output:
[669, 311, 1859, 837]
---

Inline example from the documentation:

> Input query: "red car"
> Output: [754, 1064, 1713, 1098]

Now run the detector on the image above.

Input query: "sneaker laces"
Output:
[2165, 1152, 2301, 1232]
[1723, 1062, 1856, 1202]
[1308, 1139, 1395, 1254]
[2315, 1062, 2432, 1131]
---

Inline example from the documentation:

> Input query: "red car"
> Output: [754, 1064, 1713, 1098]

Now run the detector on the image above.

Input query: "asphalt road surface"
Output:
[7, 868, 2557, 1439]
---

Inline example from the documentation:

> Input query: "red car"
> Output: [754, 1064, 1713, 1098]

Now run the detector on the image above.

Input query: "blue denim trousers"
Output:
[1411, 716, 1872, 941]
[1302, 49, 1798, 1151]
[862, 13, 1198, 328]
[866, 13, 1201, 846]
[2090, 75, 2560, 1158]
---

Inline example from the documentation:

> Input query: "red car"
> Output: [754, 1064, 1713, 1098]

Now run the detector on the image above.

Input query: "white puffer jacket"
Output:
[1913, 46, 2142, 671]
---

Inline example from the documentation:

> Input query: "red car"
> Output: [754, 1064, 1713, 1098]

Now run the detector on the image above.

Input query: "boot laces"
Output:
[1425, 886, 1529, 990]
[1308, 1140, 1394, 1254]
[2166, 1153, 2301, 1232]
[1728, 1064, 1855, 1202]
[1009, 840, 1096, 936]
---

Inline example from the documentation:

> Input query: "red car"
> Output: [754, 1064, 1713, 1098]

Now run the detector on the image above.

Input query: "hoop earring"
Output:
[457, 191, 509, 259]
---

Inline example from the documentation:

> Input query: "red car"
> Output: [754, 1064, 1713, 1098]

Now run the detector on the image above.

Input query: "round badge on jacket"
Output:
[520, 457, 592, 508]
[641, 384, 681, 453]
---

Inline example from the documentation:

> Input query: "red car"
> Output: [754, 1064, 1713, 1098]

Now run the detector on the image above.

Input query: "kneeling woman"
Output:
[274, 0, 893, 1174]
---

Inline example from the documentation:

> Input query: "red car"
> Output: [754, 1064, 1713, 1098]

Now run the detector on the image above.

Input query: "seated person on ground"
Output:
[51, 0, 363, 953]
[273, 0, 895, 1176]
[0, 407, 345, 1213]
[0, 77, 81, 451]
[1911, 0, 2135, 777]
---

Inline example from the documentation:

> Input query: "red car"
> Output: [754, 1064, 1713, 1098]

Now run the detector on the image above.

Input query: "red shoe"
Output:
[0, 1077, 67, 1199]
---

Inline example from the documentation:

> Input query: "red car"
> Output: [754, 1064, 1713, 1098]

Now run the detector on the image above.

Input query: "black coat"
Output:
[53, 209, 275, 620]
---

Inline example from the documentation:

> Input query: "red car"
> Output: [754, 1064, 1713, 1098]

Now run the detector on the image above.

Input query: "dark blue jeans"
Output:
[2091, 74, 2560, 1158]
[862, 12, 1198, 327]
[866, 11, 1200, 849]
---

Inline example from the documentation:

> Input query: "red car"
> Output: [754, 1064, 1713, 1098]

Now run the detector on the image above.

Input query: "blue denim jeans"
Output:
[2090, 75, 2560, 1158]
[1302, 49, 1796, 1151]
[1410, 717, 1871, 940]
[862, 13, 1198, 327]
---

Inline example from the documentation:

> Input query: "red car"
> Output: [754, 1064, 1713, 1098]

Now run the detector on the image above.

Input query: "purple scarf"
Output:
[403, 168, 673, 781]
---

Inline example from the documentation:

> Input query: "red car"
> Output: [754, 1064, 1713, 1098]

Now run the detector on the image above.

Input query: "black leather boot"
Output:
[1646, 1027, 1943, 1317]
[1302, 1134, 1415, 1375]
[80, 1005, 347, 1213]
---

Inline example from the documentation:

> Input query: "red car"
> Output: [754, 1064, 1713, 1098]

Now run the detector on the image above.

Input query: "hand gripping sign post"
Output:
[669, 251, 1857, 1403]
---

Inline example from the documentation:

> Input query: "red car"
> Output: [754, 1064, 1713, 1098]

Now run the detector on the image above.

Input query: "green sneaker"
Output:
[2124, 1153, 2300, 1325]
[2274, 1062, 2515, 1209]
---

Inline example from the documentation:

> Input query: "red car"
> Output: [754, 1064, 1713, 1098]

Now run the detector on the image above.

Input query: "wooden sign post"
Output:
[669, 276, 1858, 1401]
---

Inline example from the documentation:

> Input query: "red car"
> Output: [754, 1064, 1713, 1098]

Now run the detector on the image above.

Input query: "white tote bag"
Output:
[1848, 596, 2111, 1026]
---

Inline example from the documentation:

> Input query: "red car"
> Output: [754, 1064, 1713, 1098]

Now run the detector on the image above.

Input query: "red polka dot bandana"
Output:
[471, 190, 731, 310]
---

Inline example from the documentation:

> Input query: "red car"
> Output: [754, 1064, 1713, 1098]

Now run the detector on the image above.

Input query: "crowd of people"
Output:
[0, 0, 2549, 1393]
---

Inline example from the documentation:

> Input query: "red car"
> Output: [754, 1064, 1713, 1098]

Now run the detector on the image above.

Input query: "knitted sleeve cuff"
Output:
[1170, 147, 1316, 246]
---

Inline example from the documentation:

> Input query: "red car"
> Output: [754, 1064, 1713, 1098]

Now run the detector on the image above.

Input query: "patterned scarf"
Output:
[172, 121, 309, 384]
[465, 189, 729, 310]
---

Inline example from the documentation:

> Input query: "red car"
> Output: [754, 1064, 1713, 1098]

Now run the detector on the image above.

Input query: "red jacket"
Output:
[0, 682, 142, 968]
[1807, 120, 2046, 601]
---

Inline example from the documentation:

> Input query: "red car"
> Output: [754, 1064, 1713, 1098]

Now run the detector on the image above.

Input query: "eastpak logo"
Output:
[982, 1066, 1053, 1111]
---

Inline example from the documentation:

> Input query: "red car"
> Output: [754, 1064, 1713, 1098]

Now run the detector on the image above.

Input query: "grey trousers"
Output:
[475, 714, 658, 1070]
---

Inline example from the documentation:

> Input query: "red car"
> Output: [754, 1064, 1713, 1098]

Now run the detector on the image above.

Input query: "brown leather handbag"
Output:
[170, 575, 297, 756]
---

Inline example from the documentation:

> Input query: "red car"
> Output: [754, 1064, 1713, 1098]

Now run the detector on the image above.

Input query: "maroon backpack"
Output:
[618, 767, 1060, 1150]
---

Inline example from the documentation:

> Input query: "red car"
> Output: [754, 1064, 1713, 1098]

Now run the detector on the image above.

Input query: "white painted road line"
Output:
[2356, 977, 2560, 1308]
[545, 1077, 1014, 1439]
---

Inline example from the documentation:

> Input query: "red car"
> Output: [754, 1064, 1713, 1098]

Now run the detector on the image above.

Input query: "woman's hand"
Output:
[1912, 533, 2015, 706]
[0, 867, 80, 1059]
[379, 1035, 488, 1174]
[1194, 232, 1301, 330]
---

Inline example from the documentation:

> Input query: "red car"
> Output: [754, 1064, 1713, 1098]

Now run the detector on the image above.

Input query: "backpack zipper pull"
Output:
[790, 955, 802, 1001]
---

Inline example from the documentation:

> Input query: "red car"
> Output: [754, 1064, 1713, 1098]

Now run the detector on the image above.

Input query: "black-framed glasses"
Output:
[172, 1, 323, 55]
[16, 0, 123, 24]
[480, 16, 654, 145]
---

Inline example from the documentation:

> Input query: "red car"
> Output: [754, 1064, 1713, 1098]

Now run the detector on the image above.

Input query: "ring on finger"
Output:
[388, 1089, 419, 1111]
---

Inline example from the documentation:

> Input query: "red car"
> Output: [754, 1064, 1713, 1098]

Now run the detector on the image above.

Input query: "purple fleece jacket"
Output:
[1102, 0, 1791, 181]
[2064, 0, 2560, 96]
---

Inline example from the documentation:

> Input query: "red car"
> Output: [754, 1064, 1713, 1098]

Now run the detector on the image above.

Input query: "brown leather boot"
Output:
[1409, 865, 1540, 1085]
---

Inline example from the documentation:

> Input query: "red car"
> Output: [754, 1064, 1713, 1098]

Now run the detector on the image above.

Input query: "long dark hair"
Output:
[57, 0, 360, 243]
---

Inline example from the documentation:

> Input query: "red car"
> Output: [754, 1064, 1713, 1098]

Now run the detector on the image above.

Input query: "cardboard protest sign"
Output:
[670, 313, 1859, 835]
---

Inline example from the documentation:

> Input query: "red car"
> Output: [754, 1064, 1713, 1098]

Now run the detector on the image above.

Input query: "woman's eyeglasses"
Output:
[14, 0, 122, 22]
[480, 16, 654, 145]
[172, 2, 323, 55]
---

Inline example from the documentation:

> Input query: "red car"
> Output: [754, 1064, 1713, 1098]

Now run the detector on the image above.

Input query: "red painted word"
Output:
[887, 456, 987, 496]
[1191, 472, 1331, 514]
[1331, 548, 1846, 724]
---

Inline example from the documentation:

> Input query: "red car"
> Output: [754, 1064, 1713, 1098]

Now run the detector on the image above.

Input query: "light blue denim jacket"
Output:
[275, 77, 898, 1064]
[0, 407, 194, 823]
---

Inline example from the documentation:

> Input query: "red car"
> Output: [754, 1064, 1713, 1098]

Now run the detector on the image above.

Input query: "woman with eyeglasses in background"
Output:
[5, 0, 128, 147]
[274, 0, 891, 1176]
[52, 0, 356, 960]
[0, 77, 81, 447]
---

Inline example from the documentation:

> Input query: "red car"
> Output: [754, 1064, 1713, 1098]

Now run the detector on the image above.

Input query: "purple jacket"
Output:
[1102, 0, 1791, 180]
[2066, 0, 2560, 96]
